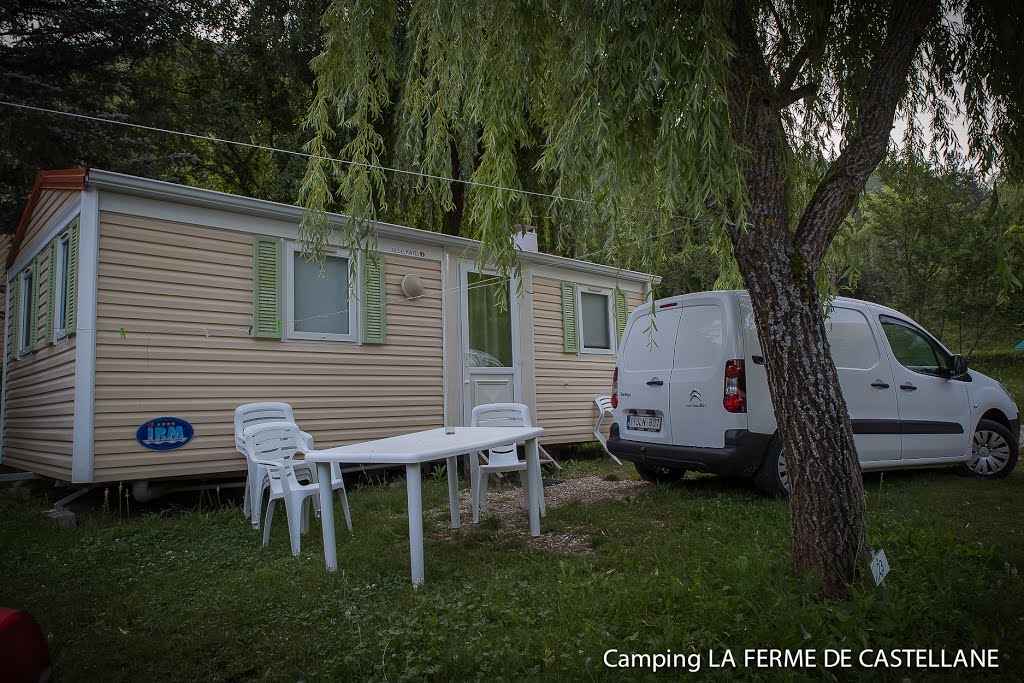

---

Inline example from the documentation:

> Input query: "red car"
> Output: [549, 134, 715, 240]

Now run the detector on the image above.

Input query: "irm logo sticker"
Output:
[136, 417, 194, 451]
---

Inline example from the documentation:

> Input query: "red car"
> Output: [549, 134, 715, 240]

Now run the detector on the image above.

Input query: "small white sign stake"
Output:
[870, 549, 890, 586]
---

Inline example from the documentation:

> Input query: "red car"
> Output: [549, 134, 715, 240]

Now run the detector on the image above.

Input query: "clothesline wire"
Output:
[0, 100, 700, 223]
[1, 99, 690, 337]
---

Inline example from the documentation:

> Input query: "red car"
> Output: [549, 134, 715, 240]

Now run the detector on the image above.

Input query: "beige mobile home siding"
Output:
[19, 190, 79, 259]
[3, 236, 77, 480]
[533, 276, 643, 444]
[92, 211, 444, 482]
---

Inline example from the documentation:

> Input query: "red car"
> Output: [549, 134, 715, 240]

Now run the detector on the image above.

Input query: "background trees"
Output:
[0, 0, 188, 225]
[852, 161, 1023, 354]
[2, 0, 1021, 598]
[0, 0, 325, 224]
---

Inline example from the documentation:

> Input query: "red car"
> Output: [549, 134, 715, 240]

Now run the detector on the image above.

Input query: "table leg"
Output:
[525, 437, 541, 537]
[470, 450, 480, 524]
[446, 456, 461, 529]
[406, 463, 425, 587]
[317, 462, 337, 571]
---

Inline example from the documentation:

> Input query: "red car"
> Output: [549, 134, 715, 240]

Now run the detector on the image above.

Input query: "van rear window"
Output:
[673, 305, 723, 369]
[620, 309, 681, 371]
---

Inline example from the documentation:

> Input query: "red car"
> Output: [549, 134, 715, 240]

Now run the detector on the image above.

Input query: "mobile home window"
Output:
[55, 232, 71, 338]
[19, 269, 33, 354]
[579, 291, 613, 353]
[287, 247, 358, 342]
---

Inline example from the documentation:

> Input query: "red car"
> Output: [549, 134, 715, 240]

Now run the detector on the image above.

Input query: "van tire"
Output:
[955, 419, 1019, 479]
[634, 463, 686, 484]
[753, 435, 789, 499]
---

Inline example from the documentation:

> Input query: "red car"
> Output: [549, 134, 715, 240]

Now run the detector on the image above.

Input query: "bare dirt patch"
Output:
[432, 475, 650, 555]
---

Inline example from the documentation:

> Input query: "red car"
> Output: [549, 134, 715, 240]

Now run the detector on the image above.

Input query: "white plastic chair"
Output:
[471, 403, 546, 523]
[234, 402, 317, 527]
[593, 394, 623, 465]
[243, 422, 352, 555]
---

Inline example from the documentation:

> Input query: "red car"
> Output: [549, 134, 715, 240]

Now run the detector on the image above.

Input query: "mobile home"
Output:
[1, 169, 655, 485]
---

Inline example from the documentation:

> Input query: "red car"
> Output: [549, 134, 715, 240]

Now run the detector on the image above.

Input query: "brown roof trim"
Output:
[6, 168, 86, 269]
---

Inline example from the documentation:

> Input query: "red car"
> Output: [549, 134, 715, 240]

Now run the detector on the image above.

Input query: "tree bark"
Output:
[723, 0, 938, 598]
[736, 247, 868, 597]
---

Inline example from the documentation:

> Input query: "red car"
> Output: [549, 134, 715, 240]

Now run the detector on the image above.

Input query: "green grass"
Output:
[2, 458, 1023, 681]
[969, 350, 1024, 406]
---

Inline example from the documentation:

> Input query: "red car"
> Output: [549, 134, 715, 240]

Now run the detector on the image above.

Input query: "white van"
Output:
[608, 291, 1020, 497]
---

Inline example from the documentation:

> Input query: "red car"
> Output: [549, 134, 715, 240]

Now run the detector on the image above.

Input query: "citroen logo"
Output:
[689, 388, 702, 401]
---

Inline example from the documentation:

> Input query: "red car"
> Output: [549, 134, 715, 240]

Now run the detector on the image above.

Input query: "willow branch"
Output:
[795, 0, 940, 269]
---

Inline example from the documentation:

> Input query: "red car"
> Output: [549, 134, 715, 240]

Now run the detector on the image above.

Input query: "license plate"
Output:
[627, 414, 662, 432]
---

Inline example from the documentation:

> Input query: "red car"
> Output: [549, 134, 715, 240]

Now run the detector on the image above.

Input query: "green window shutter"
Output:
[65, 219, 79, 334]
[252, 235, 283, 338]
[46, 241, 55, 344]
[614, 288, 628, 344]
[561, 281, 578, 353]
[361, 252, 386, 344]
[9, 277, 19, 360]
[29, 257, 40, 349]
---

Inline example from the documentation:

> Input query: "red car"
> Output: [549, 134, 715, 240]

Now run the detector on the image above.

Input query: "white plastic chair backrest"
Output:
[471, 403, 531, 467]
[234, 402, 298, 455]
[242, 421, 306, 493]
[596, 394, 613, 414]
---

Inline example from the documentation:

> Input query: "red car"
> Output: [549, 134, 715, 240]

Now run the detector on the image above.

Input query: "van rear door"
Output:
[669, 300, 739, 448]
[614, 303, 683, 445]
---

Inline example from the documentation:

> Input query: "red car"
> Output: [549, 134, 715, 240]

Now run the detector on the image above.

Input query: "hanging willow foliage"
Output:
[299, 0, 1017, 279]
[300, 0, 1021, 598]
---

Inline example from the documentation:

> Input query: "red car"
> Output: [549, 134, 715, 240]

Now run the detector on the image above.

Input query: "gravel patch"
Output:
[432, 475, 650, 555]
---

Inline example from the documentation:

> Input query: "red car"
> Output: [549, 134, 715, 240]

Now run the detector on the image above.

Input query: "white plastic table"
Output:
[305, 425, 545, 586]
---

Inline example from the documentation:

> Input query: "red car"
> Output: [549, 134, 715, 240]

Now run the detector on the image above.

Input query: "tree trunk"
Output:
[723, 0, 937, 598]
[735, 242, 868, 597]
[444, 142, 467, 236]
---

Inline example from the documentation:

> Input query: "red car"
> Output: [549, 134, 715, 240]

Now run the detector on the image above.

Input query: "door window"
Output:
[466, 272, 513, 367]
[880, 316, 951, 376]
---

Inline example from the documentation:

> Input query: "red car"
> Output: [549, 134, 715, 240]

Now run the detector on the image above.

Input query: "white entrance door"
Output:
[460, 264, 520, 425]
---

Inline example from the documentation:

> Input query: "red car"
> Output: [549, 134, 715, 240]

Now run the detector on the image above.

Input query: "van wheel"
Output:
[955, 419, 1019, 479]
[634, 463, 685, 484]
[753, 436, 789, 499]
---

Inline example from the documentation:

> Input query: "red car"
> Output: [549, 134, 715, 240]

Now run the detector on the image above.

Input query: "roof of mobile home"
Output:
[8, 168, 658, 284]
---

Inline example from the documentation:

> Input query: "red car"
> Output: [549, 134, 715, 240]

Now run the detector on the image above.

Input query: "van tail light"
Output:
[611, 367, 619, 409]
[723, 359, 746, 413]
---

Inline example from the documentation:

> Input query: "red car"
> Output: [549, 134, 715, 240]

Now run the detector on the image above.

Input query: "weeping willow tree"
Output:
[299, 0, 1022, 597]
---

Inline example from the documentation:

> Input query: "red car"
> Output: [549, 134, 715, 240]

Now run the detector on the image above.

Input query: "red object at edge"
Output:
[0, 607, 54, 683]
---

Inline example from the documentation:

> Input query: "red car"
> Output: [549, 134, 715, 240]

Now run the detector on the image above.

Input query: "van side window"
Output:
[879, 316, 951, 376]
[673, 305, 723, 369]
[825, 308, 879, 370]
